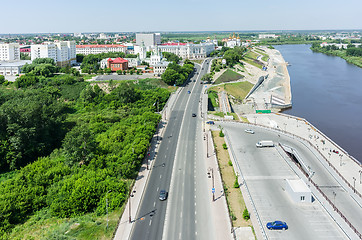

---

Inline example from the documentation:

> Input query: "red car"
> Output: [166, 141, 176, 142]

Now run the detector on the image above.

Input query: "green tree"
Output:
[0, 75, 5, 85]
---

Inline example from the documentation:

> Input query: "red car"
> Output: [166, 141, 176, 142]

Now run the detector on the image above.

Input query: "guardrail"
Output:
[223, 128, 268, 240]
[279, 144, 362, 240]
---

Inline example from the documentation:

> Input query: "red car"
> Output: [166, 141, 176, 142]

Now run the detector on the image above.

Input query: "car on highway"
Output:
[192, 113, 197, 117]
[266, 221, 288, 230]
[187, 90, 191, 94]
[245, 129, 255, 134]
[206, 121, 215, 125]
[159, 190, 168, 201]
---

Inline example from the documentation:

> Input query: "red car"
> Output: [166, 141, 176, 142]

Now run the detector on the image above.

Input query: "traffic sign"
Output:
[212, 188, 215, 193]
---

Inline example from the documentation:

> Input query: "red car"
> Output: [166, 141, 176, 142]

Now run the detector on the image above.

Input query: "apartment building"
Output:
[0, 43, 20, 61]
[31, 41, 76, 67]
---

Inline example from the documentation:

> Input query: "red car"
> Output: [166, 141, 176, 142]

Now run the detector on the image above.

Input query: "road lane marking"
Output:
[160, 175, 162, 179]
[157, 187, 159, 191]
[180, 211, 183, 218]
[153, 202, 156, 207]
[149, 220, 152, 226]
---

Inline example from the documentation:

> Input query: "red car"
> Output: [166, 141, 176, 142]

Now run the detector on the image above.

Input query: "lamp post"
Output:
[332, 191, 336, 207]
[283, 123, 287, 132]
[353, 177, 356, 193]
[339, 154, 343, 166]
[206, 133, 209, 158]
[212, 168, 215, 202]
[359, 170, 362, 184]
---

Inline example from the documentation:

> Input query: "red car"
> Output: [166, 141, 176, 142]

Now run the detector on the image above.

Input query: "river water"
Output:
[274, 44, 362, 163]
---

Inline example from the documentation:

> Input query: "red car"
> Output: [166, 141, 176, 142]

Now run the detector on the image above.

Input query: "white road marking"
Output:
[160, 175, 162, 179]
[179, 232, 182, 240]
[180, 211, 183, 218]
[149, 220, 152, 226]
[157, 187, 159, 191]
[153, 202, 156, 207]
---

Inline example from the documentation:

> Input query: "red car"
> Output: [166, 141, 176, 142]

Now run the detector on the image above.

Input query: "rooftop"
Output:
[76, 44, 125, 48]
[286, 179, 310, 193]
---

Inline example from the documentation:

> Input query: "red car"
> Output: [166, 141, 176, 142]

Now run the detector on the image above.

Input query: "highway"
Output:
[219, 122, 360, 240]
[129, 60, 213, 240]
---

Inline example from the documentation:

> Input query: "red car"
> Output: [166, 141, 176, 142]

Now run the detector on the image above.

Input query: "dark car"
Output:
[206, 121, 215, 125]
[187, 90, 191, 94]
[266, 221, 288, 230]
[192, 113, 197, 117]
[159, 190, 168, 201]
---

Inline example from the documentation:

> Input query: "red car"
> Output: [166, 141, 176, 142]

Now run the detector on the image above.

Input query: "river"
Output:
[274, 44, 362, 163]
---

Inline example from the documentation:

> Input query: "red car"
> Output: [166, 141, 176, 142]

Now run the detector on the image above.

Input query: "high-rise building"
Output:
[136, 33, 161, 47]
[0, 43, 20, 61]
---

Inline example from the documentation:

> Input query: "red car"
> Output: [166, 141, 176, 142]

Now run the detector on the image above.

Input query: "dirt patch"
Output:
[212, 131, 251, 227]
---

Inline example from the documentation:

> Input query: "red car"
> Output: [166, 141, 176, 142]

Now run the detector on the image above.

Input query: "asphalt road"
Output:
[129, 60, 212, 240]
[219, 122, 350, 240]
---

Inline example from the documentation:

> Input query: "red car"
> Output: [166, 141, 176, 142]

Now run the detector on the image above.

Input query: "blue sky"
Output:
[2, 0, 362, 34]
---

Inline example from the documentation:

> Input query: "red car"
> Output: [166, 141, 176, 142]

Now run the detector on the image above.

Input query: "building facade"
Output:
[0, 60, 32, 76]
[0, 43, 20, 61]
[156, 42, 215, 59]
[136, 33, 161, 47]
[76, 44, 126, 55]
[107, 57, 128, 71]
[31, 41, 76, 67]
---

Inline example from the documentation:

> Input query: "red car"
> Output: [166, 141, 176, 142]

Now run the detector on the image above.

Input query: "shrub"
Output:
[243, 208, 250, 220]
[219, 131, 224, 137]
[231, 212, 237, 221]
[222, 143, 228, 149]
[228, 160, 232, 166]
[234, 176, 239, 188]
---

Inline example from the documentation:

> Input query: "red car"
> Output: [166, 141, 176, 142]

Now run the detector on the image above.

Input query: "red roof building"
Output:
[107, 57, 128, 71]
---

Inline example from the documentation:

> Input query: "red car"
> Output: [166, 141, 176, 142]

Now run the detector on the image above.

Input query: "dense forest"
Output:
[0, 59, 173, 239]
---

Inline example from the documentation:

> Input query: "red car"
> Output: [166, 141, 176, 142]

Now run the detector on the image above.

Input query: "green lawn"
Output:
[214, 69, 243, 84]
[244, 51, 259, 60]
[208, 90, 219, 108]
[242, 58, 263, 69]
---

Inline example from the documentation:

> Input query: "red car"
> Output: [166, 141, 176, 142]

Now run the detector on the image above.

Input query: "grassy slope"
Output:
[214, 69, 243, 84]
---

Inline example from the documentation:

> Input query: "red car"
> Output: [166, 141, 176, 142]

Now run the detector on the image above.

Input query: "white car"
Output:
[245, 129, 255, 134]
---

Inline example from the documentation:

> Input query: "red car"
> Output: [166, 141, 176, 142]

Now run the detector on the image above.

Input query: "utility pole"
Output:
[128, 186, 133, 223]
[206, 133, 209, 158]
[353, 177, 356, 193]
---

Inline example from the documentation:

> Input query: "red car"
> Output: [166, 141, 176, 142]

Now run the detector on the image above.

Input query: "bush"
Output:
[222, 143, 228, 149]
[243, 208, 250, 220]
[228, 160, 232, 166]
[231, 212, 237, 221]
[219, 131, 224, 137]
[234, 176, 239, 188]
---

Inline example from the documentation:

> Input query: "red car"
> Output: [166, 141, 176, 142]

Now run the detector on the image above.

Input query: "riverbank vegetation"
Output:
[0, 60, 172, 239]
[311, 43, 362, 68]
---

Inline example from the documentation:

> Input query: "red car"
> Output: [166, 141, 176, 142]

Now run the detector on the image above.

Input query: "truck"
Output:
[256, 140, 274, 148]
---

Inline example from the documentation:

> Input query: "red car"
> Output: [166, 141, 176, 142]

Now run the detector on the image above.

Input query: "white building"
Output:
[31, 41, 76, 67]
[136, 33, 161, 47]
[76, 44, 126, 56]
[285, 179, 312, 203]
[224, 34, 242, 48]
[0, 60, 32, 76]
[154, 61, 170, 76]
[0, 43, 20, 61]
[156, 42, 215, 59]
[259, 34, 278, 39]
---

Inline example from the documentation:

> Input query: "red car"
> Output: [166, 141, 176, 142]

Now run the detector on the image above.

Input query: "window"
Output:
[301, 196, 305, 201]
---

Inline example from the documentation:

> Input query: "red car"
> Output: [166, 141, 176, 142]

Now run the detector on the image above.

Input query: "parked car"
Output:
[159, 190, 168, 201]
[187, 90, 191, 94]
[245, 129, 255, 134]
[206, 121, 215, 125]
[192, 113, 197, 117]
[266, 221, 288, 230]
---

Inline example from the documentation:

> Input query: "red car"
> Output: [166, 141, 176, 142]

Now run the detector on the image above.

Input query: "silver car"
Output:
[245, 129, 255, 134]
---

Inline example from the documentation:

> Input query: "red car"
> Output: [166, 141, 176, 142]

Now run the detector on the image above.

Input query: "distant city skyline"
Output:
[2, 0, 362, 34]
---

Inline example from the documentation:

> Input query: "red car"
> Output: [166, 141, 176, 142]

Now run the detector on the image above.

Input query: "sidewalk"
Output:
[113, 89, 181, 240]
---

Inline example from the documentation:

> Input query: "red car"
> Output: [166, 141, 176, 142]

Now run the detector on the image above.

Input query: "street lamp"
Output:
[211, 168, 215, 202]
[339, 154, 343, 166]
[332, 191, 336, 207]
[283, 123, 287, 132]
[359, 170, 362, 184]
[353, 177, 356, 193]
